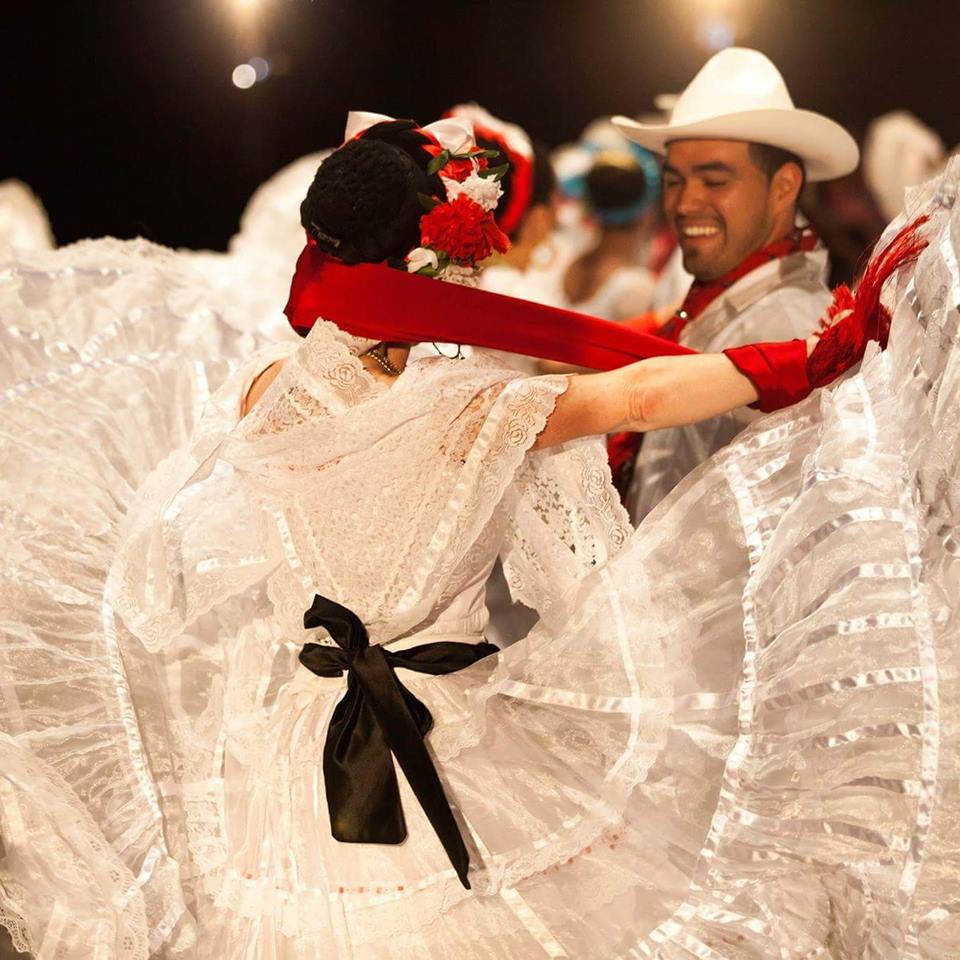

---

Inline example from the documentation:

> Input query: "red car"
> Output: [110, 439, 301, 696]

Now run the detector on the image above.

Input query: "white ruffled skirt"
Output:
[3, 158, 960, 960]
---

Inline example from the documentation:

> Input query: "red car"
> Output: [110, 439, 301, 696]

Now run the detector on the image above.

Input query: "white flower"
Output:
[441, 171, 504, 213]
[439, 263, 480, 287]
[406, 246, 439, 274]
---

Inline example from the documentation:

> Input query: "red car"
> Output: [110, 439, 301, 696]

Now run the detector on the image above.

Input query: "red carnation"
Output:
[440, 157, 487, 183]
[440, 156, 474, 182]
[423, 144, 490, 182]
[443, 151, 489, 181]
[422, 144, 471, 183]
[420, 195, 511, 264]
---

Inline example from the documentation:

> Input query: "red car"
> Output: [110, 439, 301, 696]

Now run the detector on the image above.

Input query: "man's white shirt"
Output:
[627, 245, 832, 523]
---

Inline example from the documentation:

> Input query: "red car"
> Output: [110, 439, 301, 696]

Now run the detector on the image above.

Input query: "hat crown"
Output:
[672, 48, 794, 127]
[611, 46, 859, 181]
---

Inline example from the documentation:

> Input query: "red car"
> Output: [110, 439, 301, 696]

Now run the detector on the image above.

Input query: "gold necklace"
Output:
[363, 343, 404, 377]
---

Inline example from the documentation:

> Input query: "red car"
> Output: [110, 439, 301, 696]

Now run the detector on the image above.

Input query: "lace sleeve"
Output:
[398, 373, 575, 627]
[232, 319, 378, 443]
[499, 435, 632, 623]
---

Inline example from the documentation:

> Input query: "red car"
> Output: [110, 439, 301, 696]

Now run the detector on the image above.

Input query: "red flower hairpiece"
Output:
[405, 144, 512, 284]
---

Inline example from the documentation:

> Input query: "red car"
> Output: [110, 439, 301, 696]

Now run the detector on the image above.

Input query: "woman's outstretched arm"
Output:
[533, 352, 763, 450]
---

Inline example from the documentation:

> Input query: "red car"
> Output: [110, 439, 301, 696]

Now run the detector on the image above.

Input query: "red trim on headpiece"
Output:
[449, 110, 536, 235]
[467, 121, 534, 235]
[284, 246, 693, 371]
[416, 127, 442, 148]
[497, 149, 534, 235]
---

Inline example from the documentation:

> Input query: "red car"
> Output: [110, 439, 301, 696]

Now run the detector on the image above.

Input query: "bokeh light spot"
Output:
[232, 63, 257, 89]
[695, 14, 734, 52]
[249, 56, 271, 81]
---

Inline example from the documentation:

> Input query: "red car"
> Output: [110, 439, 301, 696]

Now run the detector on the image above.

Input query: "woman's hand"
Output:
[534, 354, 759, 449]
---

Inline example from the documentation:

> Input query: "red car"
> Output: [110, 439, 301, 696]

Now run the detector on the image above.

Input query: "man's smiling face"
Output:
[662, 139, 784, 281]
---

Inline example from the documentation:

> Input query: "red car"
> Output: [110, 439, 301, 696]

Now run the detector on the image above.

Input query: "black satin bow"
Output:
[298, 594, 498, 890]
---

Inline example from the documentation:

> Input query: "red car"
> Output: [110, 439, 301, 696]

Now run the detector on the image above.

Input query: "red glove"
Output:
[724, 215, 929, 414]
[722, 340, 810, 413]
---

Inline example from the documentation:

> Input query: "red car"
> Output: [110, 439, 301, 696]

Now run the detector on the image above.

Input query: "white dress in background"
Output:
[561, 263, 655, 322]
[649, 244, 693, 312]
[0, 159, 959, 958]
[481, 238, 655, 329]
[0, 179, 56, 254]
[181, 150, 331, 342]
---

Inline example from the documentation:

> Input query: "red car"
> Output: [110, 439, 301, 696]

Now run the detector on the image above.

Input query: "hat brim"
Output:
[612, 109, 859, 182]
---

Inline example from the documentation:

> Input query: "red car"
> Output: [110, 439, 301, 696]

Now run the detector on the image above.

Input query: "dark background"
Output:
[8, 0, 958, 251]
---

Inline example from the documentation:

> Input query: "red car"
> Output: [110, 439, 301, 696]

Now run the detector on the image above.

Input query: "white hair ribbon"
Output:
[343, 111, 475, 155]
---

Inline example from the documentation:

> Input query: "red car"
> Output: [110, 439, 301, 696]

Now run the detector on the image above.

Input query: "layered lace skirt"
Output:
[3, 158, 960, 960]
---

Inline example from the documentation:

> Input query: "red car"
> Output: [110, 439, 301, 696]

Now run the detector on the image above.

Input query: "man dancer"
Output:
[611, 47, 859, 520]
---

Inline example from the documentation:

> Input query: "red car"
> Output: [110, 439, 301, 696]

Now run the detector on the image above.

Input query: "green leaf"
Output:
[473, 148, 501, 159]
[415, 265, 443, 278]
[418, 192, 440, 211]
[481, 162, 510, 181]
[426, 150, 450, 176]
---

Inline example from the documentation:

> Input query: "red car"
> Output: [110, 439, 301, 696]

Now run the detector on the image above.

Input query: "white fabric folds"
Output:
[0, 157, 959, 958]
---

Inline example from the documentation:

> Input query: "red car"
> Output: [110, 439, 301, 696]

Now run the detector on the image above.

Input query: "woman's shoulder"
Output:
[240, 359, 286, 418]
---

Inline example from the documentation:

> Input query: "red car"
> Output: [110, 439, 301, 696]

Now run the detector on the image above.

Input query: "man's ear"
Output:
[771, 161, 804, 216]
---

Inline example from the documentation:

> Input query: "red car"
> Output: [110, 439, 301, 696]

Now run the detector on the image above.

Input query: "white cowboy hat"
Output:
[612, 47, 859, 182]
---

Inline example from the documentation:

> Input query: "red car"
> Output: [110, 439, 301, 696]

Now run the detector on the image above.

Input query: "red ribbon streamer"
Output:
[284, 246, 695, 371]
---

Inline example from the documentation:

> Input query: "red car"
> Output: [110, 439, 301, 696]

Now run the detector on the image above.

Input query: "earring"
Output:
[432, 342, 464, 360]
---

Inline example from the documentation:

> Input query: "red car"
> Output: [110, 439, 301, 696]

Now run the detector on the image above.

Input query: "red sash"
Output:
[285, 246, 694, 371]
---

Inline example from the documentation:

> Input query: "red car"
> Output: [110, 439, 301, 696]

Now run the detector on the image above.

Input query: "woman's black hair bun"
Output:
[299, 119, 444, 266]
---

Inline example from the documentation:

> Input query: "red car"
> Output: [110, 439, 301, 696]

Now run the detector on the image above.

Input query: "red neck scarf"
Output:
[657, 227, 819, 344]
[284, 246, 694, 370]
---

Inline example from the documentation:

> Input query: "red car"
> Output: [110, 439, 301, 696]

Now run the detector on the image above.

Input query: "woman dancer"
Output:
[0, 113, 947, 959]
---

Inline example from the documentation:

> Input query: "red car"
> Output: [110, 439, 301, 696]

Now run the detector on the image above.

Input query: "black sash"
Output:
[298, 594, 498, 890]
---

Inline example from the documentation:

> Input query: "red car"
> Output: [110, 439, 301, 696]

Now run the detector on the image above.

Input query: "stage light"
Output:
[696, 14, 734, 51]
[688, 0, 739, 11]
[232, 63, 257, 89]
[249, 56, 271, 81]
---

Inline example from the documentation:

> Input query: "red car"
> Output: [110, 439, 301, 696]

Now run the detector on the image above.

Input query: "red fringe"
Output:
[807, 214, 930, 388]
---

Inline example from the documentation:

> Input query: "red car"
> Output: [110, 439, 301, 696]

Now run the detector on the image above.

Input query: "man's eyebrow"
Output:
[662, 161, 736, 177]
[691, 162, 736, 175]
